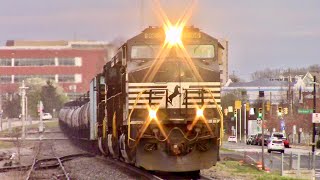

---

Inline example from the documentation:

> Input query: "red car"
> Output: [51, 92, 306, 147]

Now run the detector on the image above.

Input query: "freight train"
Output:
[59, 26, 224, 172]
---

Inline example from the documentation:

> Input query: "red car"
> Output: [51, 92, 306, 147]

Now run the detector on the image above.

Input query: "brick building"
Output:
[0, 40, 115, 99]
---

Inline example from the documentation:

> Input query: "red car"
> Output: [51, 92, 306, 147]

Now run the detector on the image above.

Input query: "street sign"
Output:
[312, 113, 320, 123]
[280, 120, 285, 131]
[298, 109, 313, 114]
[235, 100, 241, 109]
[228, 106, 233, 112]
[249, 108, 255, 115]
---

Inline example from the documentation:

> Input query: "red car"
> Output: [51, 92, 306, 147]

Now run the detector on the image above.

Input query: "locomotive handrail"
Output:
[127, 89, 148, 146]
[203, 88, 223, 145]
[106, 92, 122, 102]
[154, 127, 199, 142]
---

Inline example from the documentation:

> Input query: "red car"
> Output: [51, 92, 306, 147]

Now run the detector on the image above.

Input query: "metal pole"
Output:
[262, 100, 265, 170]
[244, 103, 247, 143]
[312, 76, 316, 158]
[0, 91, 2, 131]
[297, 152, 301, 177]
[240, 105, 242, 142]
[270, 92, 272, 116]
[39, 101, 44, 132]
[235, 109, 238, 143]
[281, 152, 284, 176]
[21, 81, 26, 139]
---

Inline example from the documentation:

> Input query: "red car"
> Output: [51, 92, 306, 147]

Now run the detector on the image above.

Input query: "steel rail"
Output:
[50, 143, 70, 180]
[25, 141, 42, 180]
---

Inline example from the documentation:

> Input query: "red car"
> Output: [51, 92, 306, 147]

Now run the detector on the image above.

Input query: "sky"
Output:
[0, 0, 319, 80]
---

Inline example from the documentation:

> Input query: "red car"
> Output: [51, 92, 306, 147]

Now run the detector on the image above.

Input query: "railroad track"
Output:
[99, 156, 215, 180]
[25, 140, 71, 180]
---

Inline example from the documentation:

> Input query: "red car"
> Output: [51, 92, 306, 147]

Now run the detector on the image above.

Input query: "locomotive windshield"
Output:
[131, 44, 215, 59]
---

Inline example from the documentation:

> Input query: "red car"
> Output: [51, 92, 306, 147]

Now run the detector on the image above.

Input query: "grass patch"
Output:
[43, 120, 59, 128]
[220, 147, 235, 152]
[0, 120, 59, 137]
[213, 160, 305, 180]
[0, 140, 15, 149]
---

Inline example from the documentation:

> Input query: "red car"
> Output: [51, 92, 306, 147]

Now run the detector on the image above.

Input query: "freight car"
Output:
[59, 25, 224, 172]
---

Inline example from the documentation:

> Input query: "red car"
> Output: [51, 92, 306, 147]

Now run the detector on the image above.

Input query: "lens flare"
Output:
[165, 25, 183, 46]
[149, 109, 157, 119]
[142, 0, 203, 82]
[196, 109, 204, 117]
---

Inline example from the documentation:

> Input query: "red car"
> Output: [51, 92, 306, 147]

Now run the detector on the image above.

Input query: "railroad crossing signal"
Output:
[283, 107, 288, 115]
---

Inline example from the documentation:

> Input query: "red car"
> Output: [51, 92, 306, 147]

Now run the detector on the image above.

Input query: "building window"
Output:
[59, 58, 76, 66]
[14, 58, 55, 66]
[14, 75, 55, 83]
[0, 75, 12, 83]
[0, 58, 12, 66]
[58, 75, 75, 82]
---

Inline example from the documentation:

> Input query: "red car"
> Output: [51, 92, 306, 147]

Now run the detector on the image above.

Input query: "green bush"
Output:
[316, 140, 320, 149]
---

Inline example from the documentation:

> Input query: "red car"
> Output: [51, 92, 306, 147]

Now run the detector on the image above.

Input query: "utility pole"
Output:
[312, 76, 316, 165]
[244, 103, 247, 143]
[258, 90, 265, 170]
[240, 105, 242, 142]
[0, 91, 2, 131]
[19, 80, 29, 139]
[235, 109, 238, 142]
[39, 101, 44, 132]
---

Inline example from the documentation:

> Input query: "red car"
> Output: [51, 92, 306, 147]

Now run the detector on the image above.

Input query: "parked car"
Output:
[251, 133, 262, 145]
[258, 134, 270, 146]
[42, 113, 53, 120]
[228, 136, 237, 143]
[271, 132, 289, 148]
[267, 139, 285, 153]
[246, 135, 255, 145]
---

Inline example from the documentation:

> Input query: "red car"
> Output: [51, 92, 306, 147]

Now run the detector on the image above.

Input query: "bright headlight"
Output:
[165, 25, 183, 46]
[149, 109, 157, 119]
[196, 109, 204, 117]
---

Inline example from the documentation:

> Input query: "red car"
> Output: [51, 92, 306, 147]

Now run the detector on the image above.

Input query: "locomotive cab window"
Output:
[131, 45, 161, 59]
[184, 45, 215, 58]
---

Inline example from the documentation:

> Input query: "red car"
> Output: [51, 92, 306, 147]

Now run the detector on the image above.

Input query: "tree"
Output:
[41, 80, 68, 115]
[26, 78, 68, 117]
[25, 78, 47, 117]
[2, 95, 21, 118]
[229, 74, 242, 83]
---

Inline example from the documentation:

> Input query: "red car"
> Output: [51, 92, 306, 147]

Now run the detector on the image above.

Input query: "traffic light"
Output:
[284, 107, 288, 115]
[258, 108, 263, 118]
[234, 109, 237, 117]
[259, 91, 264, 98]
[278, 107, 283, 116]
